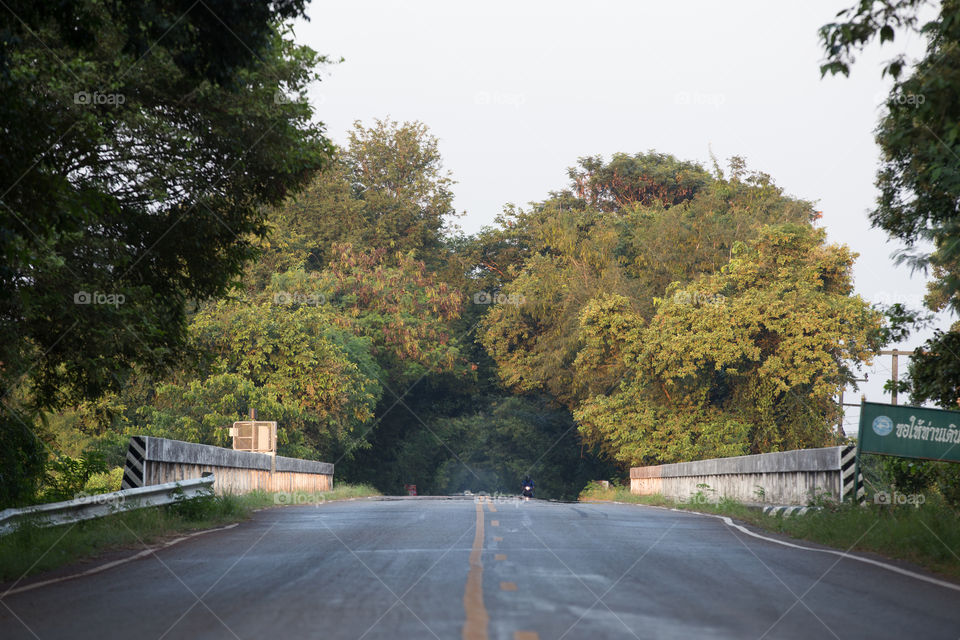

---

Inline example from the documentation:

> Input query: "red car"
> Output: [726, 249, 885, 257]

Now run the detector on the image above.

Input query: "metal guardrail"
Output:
[0, 475, 215, 535]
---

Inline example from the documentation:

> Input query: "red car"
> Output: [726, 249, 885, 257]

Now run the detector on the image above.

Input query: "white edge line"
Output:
[605, 501, 960, 594]
[2, 523, 239, 597]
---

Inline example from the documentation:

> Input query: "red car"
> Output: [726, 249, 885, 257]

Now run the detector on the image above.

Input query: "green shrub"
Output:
[0, 412, 48, 508]
[83, 467, 124, 494]
[40, 453, 108, 502]
[881, 456, 935, 495]
[934, 462, 960, 510]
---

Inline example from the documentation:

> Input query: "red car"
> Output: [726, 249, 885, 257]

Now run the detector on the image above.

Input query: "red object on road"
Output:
[404, 484, 417, 496]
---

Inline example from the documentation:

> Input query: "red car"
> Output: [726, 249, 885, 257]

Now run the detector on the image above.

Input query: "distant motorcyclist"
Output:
[521, 475, 535, 500]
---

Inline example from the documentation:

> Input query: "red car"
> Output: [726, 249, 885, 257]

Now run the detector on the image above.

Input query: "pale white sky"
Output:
[294, 0, 949, 433]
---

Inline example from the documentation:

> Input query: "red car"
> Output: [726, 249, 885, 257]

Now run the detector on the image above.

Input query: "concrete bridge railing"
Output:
[122, 436, 333, 494]
[630, 445, 861, 506]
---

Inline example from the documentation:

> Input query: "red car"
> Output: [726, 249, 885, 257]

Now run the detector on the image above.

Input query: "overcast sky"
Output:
[293, 0, 946, 432]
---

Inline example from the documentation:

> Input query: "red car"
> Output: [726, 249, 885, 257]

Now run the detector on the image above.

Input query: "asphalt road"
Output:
[2, 498, 959, 639]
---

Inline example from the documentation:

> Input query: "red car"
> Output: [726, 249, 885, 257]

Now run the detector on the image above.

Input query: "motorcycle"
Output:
[522, 483, 534, 500]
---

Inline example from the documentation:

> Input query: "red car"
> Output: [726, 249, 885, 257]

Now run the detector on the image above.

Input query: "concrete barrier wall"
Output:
[123, 436, 333, 494]
[630, 446, 857, 505]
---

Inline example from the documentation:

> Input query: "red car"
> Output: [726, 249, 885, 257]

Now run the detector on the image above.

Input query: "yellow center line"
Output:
[487, 502, 497, 513]
[491, 520, 500, 527]
[495, 554, 507, 561]
[494, 536, 503, 542]
[514, 633, 539, 640]
[462, 498, 489, 640]
[500, 581, 518, 591]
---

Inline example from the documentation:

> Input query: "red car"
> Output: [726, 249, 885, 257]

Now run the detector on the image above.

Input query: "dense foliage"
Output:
[575, 226, 882, 465]
[821, 0, 960, 386]
[2, 0, 894, 502]
[821, 0, 960, 502]
[19, 120, 890, 503]
[6, 2, 955, 512]
[0, 0, 330, 504]
[480, 159, 883, 466]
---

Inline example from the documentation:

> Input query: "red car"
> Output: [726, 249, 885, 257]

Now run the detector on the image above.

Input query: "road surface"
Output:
[2, 498, 959, 639]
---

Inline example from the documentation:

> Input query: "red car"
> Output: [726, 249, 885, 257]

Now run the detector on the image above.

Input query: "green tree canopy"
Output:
[820, 0, 960, 413]
[575, 225, 884, 465]
[480, 156, 820, 409]
[480, 153, 880, 467]
[247, 119, 457, 289]
[0, 0, 331, 504]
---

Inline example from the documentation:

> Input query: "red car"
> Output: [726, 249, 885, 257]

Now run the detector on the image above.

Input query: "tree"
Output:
[478, 156, 868, 469]
[2, 1, 330, 408]
[86, 290, 387, 462]
[479, 211, 632, 407]
[246, 119, 458, 290]
[821, 1, 960, 432]
[245, 159, 364, 289]
[344, 119, 457, 264]
[188, 299, 382, 456]
[821, 2, 960, 308]
[576, 225, 884, 465]
[0, 1, 330, 504]
[388, 394, 616, 499]
[480, 155, 820, 409]
[568, 152, 712, 212]
[317, 244, 467, 384]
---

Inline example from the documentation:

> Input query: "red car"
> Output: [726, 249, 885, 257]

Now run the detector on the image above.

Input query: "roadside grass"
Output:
[268, 483, 383, 504]
[579, 484, 960, 580]
[0, 483, 380, 584]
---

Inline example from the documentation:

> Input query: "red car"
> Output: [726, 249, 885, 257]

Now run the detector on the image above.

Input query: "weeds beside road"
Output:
[579, 484, 960, 581]
[0, 484, 380, 584]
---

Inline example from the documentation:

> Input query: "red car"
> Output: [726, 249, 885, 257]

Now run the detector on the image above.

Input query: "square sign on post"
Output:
[858, 401, 960, 463]
[229, 421, 277, 454]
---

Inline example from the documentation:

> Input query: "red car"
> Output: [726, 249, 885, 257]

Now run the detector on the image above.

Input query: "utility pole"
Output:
[838, 374, 868, 435]
[879, 349, 917, 405]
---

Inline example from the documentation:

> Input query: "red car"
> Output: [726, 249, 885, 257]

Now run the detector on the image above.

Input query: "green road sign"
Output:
[858, 401, 960, 463]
